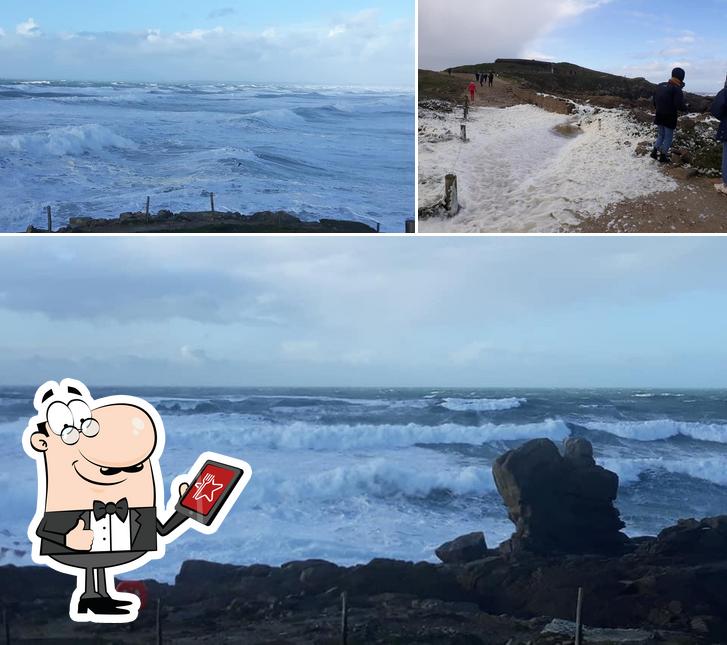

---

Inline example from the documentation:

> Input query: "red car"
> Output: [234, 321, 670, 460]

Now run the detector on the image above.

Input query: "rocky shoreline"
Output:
[25, 210, 380, 234]
[3, 438, 727, 643]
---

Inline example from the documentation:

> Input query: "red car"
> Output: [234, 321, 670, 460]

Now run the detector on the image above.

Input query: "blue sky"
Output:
[420, 0, 727, 92]
[0, 1, 413, 86]
[1, 237, 726, 388]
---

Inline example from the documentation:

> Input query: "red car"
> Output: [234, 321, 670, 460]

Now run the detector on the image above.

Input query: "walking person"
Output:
[489, 72, 494, 87]
[468, 80, 477, 104]
[650, 67, 688, 163]
[711, 73, 727, 195]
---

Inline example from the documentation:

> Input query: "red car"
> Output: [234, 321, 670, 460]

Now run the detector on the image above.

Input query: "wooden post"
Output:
[575, 587, 584, 645]
[405, 219, 415, 233]
[210, 193, 215, 213]
[46, 206, 52, 233]
[444, 174, 459, 217]
[145, 196, 151, 219]
[376, 222, 381, 233]
[156, 598, 162, 645]
[460, 124, 467, 142]
[340, 591, 348, 645]
[463, 99, 469, 121]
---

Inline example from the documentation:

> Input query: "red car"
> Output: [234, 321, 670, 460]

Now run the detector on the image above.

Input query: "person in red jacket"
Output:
[468, 81, 476, 103]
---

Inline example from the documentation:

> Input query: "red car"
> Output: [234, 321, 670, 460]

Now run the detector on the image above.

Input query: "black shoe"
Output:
[658, 153, 671, 164]
[650, 149, 659, 160]
[77, 597, 132, 616]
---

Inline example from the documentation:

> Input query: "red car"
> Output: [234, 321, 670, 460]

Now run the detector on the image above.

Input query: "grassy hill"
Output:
[418, 69, 470, 102]
[447, 59, 712, 111]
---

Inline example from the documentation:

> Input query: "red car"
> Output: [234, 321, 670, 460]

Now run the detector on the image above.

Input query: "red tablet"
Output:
[175, 459, 245, 525]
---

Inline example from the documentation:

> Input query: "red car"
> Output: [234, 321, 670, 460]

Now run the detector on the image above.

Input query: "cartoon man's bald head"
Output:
[27, 381, 161, 512]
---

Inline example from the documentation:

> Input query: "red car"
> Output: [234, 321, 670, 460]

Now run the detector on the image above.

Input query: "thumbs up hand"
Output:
[66, 518, 94, 551]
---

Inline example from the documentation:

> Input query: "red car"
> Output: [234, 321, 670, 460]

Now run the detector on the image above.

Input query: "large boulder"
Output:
[435, 532, 488, 564]
[493, 438, 629, 555]
[641, 516, 727, 561]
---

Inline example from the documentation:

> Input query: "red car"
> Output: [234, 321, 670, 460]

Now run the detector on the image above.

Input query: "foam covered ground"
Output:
[419, 103, 678, 233]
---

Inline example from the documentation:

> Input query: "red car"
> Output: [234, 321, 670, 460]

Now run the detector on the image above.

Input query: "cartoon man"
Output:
[22, 379, 251, 624]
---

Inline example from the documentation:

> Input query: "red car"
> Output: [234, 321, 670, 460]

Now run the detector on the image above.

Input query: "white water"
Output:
[0, 80, 414, 232]
[419, 103, 677, 232]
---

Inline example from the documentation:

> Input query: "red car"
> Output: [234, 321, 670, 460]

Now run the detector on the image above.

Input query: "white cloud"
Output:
[179, 345, 209, 364]
[0, 11, 412, 86]
[16, 17, 41, 38]
[0, 28, 6, 38]
[419, 0, 611, 69]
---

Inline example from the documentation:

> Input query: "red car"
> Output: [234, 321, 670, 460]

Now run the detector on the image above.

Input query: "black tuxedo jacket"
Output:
[36, 507, 181, 556]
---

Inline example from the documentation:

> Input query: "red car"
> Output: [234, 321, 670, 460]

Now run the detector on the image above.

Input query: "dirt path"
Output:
[453, 73, 522, 109]
[569, 168, 727, 233]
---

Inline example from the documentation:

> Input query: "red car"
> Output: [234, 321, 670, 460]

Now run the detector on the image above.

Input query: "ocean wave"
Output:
[0, 124, 138, 156]
[166, 416, 570, 451]
[151, 394, 431, 414]
[588, 419, 727, 443]
[440, 397, 526, 412]
[246, 459, 495, 504]
[602, 456, 727, 487]
[241, 108, 306, 127]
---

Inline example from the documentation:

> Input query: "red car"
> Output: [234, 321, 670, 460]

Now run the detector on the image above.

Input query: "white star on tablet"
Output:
[192, 474, 224, 503]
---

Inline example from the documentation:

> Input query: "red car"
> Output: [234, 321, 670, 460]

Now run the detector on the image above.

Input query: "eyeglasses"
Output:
[59, 418, 101, 446]
[46, 400, 100, 446]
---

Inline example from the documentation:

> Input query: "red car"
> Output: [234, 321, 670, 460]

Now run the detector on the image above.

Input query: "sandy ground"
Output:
[570, 169, 727, 233]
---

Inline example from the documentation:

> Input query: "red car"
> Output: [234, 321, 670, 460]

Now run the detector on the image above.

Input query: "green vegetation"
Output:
[418, 69, 469, 102]
[449, 59, 711, 110]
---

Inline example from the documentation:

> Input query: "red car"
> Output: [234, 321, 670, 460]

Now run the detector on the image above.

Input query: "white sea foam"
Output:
[419, 104, 676, 232]
[165, 416, 571, 451]
[0, 124, 138, 156]
[245, 459, 495, 505]
[589, 419, 727, 443]
[441, 397, 526, 412]
[603, 456, 727, 487]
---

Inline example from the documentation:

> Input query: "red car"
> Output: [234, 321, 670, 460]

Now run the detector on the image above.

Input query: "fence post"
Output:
[463, 99, 469, 121]
[47, 206, 52, 233]
[460, 124, 467, 142]
[444, 174, 459, 217]
[210, 193, 215, 213]
[145, 196, 151, 219]
[340, 591, 348, 645]
[156, 598, 162, 645]
[575, 587, 584, 645]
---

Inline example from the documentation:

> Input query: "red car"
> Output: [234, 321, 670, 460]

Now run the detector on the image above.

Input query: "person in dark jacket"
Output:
[711, 73, 727, 195]
[650, 67, 688, 163]
[489, 72, 494, 87]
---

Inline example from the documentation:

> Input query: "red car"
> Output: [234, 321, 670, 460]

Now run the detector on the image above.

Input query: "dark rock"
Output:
[493, 438, 629, 555]
[435, 532, 488, 564]
[644, 516, 727, 560]
[635, 141, 653, 156]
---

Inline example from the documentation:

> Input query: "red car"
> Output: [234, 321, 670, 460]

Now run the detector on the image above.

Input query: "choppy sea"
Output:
[2, 386, 726, 582]
[0, 80, 414, 232]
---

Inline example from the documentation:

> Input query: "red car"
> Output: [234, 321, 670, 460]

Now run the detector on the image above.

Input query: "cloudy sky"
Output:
[420, 0, 727, 92]
[1, 236, 726, 388]
[0, 1, 413, 86]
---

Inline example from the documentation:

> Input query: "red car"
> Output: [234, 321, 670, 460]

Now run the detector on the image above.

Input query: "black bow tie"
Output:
[92, 498, 129, 522]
